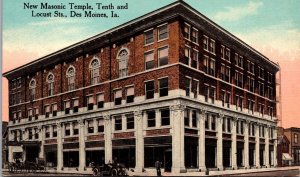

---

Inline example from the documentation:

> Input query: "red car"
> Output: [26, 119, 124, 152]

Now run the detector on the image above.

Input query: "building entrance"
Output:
[205, 139, 216, 168]
[237, 142, 244, 167]
[25, 146, 39, 162]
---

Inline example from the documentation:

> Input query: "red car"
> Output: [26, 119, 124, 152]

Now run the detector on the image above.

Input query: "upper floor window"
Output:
[295, 134, 298, 144]
[209, 39, 215, 54]
[145, 29, 154, 45]
[159, 78, 168, 97]
[65, 124, 70, 136]
[29, 79, 36, 100]
[126, 114, 134, 130]
[158, 24, 168, 40]
[73, 122, 79, 135]
[221, 64, 230, 82]
[248, 99, 254, 114]
[145, 80, 154, 99]
[191, 28, 198, 43]
[97, 94, 104, 108]
[115, 116, 122, 131]
[204, 56, 215, 76]
[235, 71, 243, 88]
[191, 49, 198, 69]
[52, 103, 57, 116]
[158, 46, 168, 66]
[126, 87, 134, 103]
[221, 46, 225, 59]
[66, 66, 75, 91]
[248, 77, 255, 93]
[147, 110, 156, 127]
[73, 99, 79, 113]
[225, 48, 231, 61]
[114, 89, 122, 105]
[161, 108, 170, 126]
[117, 48, 129, 77]
[98, 119, 104, 133]
[247, 60, 255, 74]
[183, 23, 190, 39]
[258, 66, 264, 79]
[221, 91, 230, 108]
[235, 53, 243, 68]
[47, 73, 54, 96]
[87, 95, 94, 110]
[145, 51, 154, 70]
[258, 81, 264, 96]
[203, 36, 208, 51]
[267, 72, 273, 83]
[90, 57, 100, 85]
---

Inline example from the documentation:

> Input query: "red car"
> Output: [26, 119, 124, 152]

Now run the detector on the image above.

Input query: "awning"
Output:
[283, 153, 293, 161]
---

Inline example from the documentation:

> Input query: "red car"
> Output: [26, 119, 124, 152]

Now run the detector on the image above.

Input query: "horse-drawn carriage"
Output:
[8, 158, 46, 173]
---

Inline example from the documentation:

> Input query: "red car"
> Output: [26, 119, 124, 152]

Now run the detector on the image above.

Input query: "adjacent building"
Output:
[282, 127, 300, 165]
[3, 1, 279, 173]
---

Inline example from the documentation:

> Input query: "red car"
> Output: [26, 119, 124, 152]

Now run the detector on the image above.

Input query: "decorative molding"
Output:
[78, 118, 84, 126]
[170, 104, 186, 111]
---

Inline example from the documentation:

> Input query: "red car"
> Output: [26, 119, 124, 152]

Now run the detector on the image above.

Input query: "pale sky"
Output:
[2, 0, 300, 128]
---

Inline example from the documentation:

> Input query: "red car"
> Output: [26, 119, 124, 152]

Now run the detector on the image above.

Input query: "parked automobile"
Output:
[91, 162, 128, 176]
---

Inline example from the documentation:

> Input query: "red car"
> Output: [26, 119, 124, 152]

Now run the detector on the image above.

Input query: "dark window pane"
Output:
[98, 101, 104, 108]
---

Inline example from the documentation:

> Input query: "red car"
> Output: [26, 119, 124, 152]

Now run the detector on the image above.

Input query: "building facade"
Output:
[277, 127, 292, 166]
[283, 127, 300, 165]
[3, 1, 279, 173]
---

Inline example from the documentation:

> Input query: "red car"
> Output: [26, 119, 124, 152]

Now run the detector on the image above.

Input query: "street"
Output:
[2, 171, 91, 176]
[227, 169, 300, 176]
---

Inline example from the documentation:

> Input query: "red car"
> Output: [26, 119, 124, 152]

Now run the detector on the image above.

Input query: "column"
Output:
[216, 114, 223, 171]
[265, 126, 270, 167]
[255, 123, 260, 168]
[56, 122, 63, 171]
[39, 126, 45, 159]
[50, 126, 53, 138]
[70, 122, 74, 136]
[104, 114, 112, 163]
[170, 104, 186, 173]
[79, 119, 86, 171]
[244, 121, 250, 168]
[231, 118, 237, 169]
[198, 109, 206, 171]
[273, 127, 278, 167]
[94, 119, 98, 133]
[8, 129, 14, 162]
[155, 109, 161, 128]
[135, 110, 144, 173]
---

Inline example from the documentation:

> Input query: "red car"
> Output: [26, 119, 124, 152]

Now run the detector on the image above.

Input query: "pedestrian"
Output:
[155, 160, 162, 176]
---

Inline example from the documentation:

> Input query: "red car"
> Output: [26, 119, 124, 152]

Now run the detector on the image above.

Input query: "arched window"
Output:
[29, 79, 36, 100]
[47, 73, 54, 96]
[66, 66, 75, 91]
[117, 48, 129, 77]
[90, 56, 100, 85]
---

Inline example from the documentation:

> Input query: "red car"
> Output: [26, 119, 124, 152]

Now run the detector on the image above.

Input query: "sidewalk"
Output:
[2, 166, 300, 176]
[133, 166, 300, 176]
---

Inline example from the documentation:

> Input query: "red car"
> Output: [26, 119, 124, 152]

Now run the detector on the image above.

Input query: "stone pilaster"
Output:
[78, 119, 86, 171]
[134, 110, 144, 173]
[56, 121, 63, 171]
[216, 114, 224, 171]
[231, 118, 237, 169]
[8, 129, 14, 162]
[39, 126, 45, 159]
[170, 104, 186, 173]
[244, 121, 250, 168]
[255, 124, 260, 168]
[198, 109, 206, 171]
[265, 126, 270, 167]
[104, 113, 112, 163]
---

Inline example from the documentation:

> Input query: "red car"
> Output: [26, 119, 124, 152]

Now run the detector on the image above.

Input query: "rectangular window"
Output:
[87, 95, 94, 110]
[145, 81, 155, 99]
[97, 94, 104, 108]
[191, 50, 198, 69]
[73, 99, 79, 113]
[30, 87, 36, 100]
[210, 87, 215, 104]
[258, 66, 264, 79]
[183, 23, 190, 39]
[73, 122, 79, 135]
[53, 125, 57, 137]
[44, 105, 50, 118]
[114, 89, 122, 105]
[65, 124, 70, 136]
[192, 110, 197, 127]
[145, 51, 154, 70]
[158, 46, 168, 66]
[211, 115, 216, 130]
[159, 78, 168, 97]
[98, 119, 104, 133]
[45, 126, 50, 138]
[227, 118, 231, 132]
[115, 116, 122, 131]
[126, 114, 134, 130]
[68, 76, 75, 91]
[88, 120, 94, 134]
[147, 110, 156, 127]
[209, 39, 215, 54]
[203, 55, 209, 74]
[184, 47, 190, 65]
[192, 80, 198, 99]
[258, 82, 264, 96]
[185, 77, 191, 97]
[295, 134, 298, 144]
[221, 46, 225, 59]
[28, 129, 33, 140]
[191, 28, 198, 43]
[158, 24, 168, 40]
[203, 36, 208, 51]
[65, 101, 70, 114]
[52, 104, 57, 117]
[145, 30, 154, 45]
[225, 48, 231, 61]
[161, 108, 170, 126]
[205, 114, 209, 129]
[126, 87, 134, 103]
[184, 109, 190, 126]
[28, 109, 33, 121]
[248, 77, 255, 92]
[209, 59, 215, 76]
[48, 82, 54, 96]
[235, 71, 243, 88]
[204, 84, 209, 102]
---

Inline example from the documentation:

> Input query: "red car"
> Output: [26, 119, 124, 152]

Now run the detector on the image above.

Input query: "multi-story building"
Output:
[277, 127, 292, 166]
[3, 1, 279, 173]
[283, 127, 300, 165]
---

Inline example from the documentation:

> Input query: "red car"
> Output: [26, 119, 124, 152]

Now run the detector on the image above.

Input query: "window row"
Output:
[144, 23, 169, 45]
